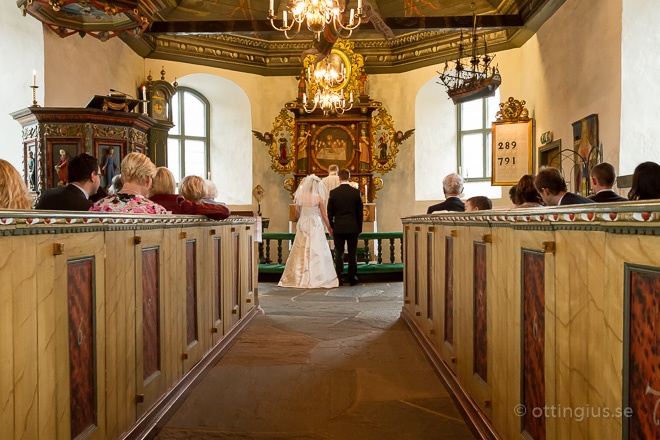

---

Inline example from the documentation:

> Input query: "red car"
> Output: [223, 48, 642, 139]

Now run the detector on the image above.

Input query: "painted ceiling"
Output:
[19, 0, 566, 75]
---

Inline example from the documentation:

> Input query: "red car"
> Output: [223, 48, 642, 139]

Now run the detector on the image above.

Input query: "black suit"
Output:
[559, 192, 596, 206]
[588, 190, 627, 203]
[327, 183, 363, 285]
[427, 197, 465, 214]
[35, 184, 93, 211]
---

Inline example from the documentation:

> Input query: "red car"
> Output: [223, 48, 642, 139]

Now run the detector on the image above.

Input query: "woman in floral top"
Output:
[90, 152, 167, 215]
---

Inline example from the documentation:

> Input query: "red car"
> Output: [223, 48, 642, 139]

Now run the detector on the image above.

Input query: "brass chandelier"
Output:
[302, 62, 353, 115]
[269, 0, 362, 39]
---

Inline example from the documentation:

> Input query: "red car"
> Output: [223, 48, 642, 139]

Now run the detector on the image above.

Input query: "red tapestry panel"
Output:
[186, 241, 198, 346]
[522, 251, 545, 440]
[473, 243, 487, 382]
[142, 248, 160, 381]
[627, 268, 660, 439]
[67, 258, 96, 439]
[445, 237, 454, 346]
[214, 237, 222, 323]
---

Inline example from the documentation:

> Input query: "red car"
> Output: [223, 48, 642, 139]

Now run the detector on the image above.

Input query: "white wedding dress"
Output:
[278, 205, 339, 289]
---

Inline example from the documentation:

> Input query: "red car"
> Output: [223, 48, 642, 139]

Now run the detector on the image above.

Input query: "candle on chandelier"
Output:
[357, 0, 362, 11]
[349, 91, 353, 102]
[269, 0, 273, 14]
[303, 93, 307, 104]
[283, 10, 287, 26]
[349, 9, 354, 25]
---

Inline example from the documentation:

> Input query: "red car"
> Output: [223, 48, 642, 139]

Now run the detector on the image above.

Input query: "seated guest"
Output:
[516, 174, 544, 208]
[90, 153, 167, 214]
[202, 179, 228, 207]
[534, 167, 595, 206]
[36, 153, 100, 211]
[589, 162, 627, 202]
[465, 196, 492, 212]
[108, 174, 123, 195]
[149, 168, 230, 220]
[628, 161, 660, 200]
[180, 175, 208, 204]
[509, 184, 519, 207]
[427, 173, 465, 213]
[0, 159, 33, 209]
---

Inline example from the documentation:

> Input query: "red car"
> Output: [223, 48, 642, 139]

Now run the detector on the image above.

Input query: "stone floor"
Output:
[156, 282, 474, 440]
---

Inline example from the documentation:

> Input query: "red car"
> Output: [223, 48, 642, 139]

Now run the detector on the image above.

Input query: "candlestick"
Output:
[29, 85, 39, 107]
[142, 86, 147, 114]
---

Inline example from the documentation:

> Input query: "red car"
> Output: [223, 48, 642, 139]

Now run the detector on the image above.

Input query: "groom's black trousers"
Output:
[333, 233, 359, 283]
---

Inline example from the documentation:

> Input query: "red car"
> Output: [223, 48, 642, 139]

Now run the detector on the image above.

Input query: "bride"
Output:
[279, 174, 339, 289]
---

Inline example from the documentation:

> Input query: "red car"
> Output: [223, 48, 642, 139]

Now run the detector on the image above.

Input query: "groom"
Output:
[327, 169, 363, 286]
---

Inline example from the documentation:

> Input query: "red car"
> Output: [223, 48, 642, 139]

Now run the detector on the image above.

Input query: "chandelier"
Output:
[269, 0, 362, 39]
[437, 3, 501, 104]
[301, 62, 353, 115]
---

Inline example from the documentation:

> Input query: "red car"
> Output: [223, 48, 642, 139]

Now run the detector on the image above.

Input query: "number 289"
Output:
[498, 141, 516, 150]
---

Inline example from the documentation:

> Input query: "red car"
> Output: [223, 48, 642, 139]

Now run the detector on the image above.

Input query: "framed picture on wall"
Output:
[310, 124, 357, 172]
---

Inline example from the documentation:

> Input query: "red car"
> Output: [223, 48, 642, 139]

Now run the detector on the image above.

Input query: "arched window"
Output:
[167, 87, 210, 182]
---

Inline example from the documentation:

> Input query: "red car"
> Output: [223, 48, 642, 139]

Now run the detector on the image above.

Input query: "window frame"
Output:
[456, 95, 498, 182]
[168, 86, 211, 180]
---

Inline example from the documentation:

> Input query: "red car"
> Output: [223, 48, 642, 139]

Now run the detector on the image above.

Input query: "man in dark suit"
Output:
[588, 162, 627, 203]
[36, 153, 101, 211]
[427, 173, 465, 213]
[327, 169, 363, 286]
[534, 167, 595, 206]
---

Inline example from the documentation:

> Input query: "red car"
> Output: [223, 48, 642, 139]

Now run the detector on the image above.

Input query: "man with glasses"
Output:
[36, 153, 101, 211]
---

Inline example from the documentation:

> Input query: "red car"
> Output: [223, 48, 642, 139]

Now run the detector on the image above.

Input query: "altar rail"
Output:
[0, 210, 258, 440]
[401, 201, 660, 440]
[259, 231, 404, 265]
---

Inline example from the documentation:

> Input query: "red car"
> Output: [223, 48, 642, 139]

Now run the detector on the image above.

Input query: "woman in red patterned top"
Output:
[90, 153, 167, 215]
[149, 168, 230, 220]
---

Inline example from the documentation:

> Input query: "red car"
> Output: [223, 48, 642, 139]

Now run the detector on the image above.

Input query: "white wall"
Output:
[620, 0, 660, 175]
[175, 73, 252, 205]
[496, 0, 623, 174]
[43, 31, 145, 107]
[0, 3, 45, 173]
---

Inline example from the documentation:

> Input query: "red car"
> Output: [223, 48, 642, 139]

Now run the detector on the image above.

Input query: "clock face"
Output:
[151, 90, 168, 121]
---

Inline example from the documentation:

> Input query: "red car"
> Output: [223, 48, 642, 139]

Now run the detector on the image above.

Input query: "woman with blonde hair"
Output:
[149, 168, 230, 220]
[90, 153, 167, 214]
[0, 159, 33, 210]
[179, 175, 208, 204]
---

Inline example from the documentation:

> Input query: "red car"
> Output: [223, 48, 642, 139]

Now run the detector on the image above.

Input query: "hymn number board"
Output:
[491, 98, 533, 185]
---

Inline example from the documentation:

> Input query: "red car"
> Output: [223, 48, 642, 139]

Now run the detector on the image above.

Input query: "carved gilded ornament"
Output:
[44, 124, 84, 137]
[372, 176, 384, 199]
[283, 178, 295, 199]
[370, 107, 415, 174]
[130, 128, 148, 145]
[495, 97, 530, 122]
[94, 125, 128, 139]
[254, 108, 297, 175]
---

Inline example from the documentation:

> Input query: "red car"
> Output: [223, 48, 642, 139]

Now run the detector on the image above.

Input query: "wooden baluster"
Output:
[265, 239, 271, 264]
[363, 238, 370, 264]
[377, 239, 383, 264]
[277, 239, 283, 264]
[258, 241, 264, 263]
[391, 238, 397, 263]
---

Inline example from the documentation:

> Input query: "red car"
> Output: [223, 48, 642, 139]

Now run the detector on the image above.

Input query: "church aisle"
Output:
[156, 282, 474, 440]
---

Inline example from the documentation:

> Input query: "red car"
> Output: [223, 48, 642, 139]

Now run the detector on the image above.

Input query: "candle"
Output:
[207, 171, 211, 179]
[269, 0, 273, 14]
[349, 9, 354, 25]
[357, 0, 362, 11]
[283, 10, 287, 26]
[303, 93, 307, 104]
[349, 91, 353, 102]
[32, 70, 36, 87]
[142, 85, 147, 114]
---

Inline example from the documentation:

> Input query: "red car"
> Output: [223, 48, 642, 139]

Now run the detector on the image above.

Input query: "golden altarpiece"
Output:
[254, 40, 413, 229]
